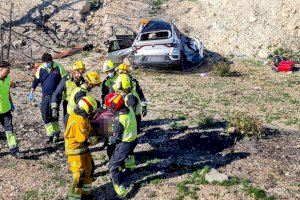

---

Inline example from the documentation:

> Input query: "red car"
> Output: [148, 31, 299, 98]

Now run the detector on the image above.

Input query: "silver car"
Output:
[106, 20, 205, 70]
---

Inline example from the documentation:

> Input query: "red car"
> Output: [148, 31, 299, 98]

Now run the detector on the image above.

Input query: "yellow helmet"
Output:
[117, 63, 130, 74]
[85, 71, 101, 86]
[102, 60, 115, 73]
[77, 96, 98, 115]
[71, 60, 86, 72]
[113, 74, 131, 91]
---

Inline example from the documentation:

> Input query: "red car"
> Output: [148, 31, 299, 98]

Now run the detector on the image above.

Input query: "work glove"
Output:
[10, 102, 15, 112]
[51, 108, 58, 119]
[142, 106, 147, 117]
[85, 136, 99, 146]
[28, 92, 35, 102]
[50, 103, 58, 119]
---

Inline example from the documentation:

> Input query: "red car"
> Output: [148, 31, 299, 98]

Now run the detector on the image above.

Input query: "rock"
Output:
[13, 40, 26, 49]
[249, 17, 257, 23]
[80, 1, 91, 14]
[253, 86, 262, 91]
[257, 49, 269, 59]
[205, 168, 228, 183]
[227, 127, 237, 134]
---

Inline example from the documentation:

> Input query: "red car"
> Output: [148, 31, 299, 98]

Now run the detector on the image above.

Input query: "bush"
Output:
[227, 112, 263, 137]
[197, 116, 216, 128]
[214, 61, 232, 77]
[170, 121, 188, 131]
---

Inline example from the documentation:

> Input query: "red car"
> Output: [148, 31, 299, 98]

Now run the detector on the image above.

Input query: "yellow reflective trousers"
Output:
[67, 152, 94, 200]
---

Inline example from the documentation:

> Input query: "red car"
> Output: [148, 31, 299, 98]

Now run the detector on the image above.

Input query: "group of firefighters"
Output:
[0, 52, 147, 199]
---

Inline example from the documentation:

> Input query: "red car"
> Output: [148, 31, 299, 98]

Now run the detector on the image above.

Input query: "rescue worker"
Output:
[101, 60, 118, 104]
[67, 71, 101, 121]
[28, 53, 67, 144]
[64, 96, 99, 200]
[105, 93, 138, 198]
[0, 61, 24, 158]
[113, 73, 145, 133]
[116, 63, 148, 122]
[50, 61, 86, 125]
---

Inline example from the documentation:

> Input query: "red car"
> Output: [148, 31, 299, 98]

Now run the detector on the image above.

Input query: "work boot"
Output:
[113, 184, 128, 198]
[11, 150, 25, 159]
[45, 136, 53, 144]
[52, 135, 59, 144]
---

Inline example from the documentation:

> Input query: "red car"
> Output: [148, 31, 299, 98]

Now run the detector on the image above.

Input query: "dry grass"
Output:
[133, 60, 300, 131]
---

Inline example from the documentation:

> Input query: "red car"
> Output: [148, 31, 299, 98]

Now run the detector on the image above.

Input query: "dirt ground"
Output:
[0, 0, 299, 199]
[0, 58, 299, 200]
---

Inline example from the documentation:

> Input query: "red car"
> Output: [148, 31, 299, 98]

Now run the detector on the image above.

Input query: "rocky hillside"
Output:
[0, 0, 299, 64]
[162, 0, 299, 59]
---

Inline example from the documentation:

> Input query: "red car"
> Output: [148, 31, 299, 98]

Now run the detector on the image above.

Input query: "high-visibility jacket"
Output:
[111, 107, 137, 143]
[64, 79, 78, 101]
[67, 84, 89, 114]
[0, 76, 11, 114]
[101, 73, 118, 102]
[31, 61, 67, 95]
[64, 111, 93, 156]
[130, 75, 146, 102]
[124, 92, 142, 116]
[51, 76, 85, 106]
[119, 108, 137, 142]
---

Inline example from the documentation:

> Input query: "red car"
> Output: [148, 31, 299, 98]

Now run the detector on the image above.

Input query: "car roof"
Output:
[141, 20, 172, 33]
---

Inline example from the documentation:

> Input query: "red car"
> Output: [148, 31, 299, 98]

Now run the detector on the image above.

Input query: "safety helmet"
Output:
[77, 96, 98, 115]
[104, 93, 124, 111]
[85, 71, 101, 86]
[102, 60, 115, 73]
[117, 63, 130, 74]
[71, 60, 86, 72]
[113, 74, 131, 91]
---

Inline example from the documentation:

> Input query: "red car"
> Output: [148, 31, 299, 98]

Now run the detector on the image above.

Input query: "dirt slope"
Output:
[162, 0, 300, 58]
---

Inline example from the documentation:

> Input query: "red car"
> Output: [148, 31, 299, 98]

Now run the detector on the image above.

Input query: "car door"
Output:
[106, 25, 137, 64]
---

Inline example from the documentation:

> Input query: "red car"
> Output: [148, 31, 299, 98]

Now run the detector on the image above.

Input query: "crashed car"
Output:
[106, 20, 205, 70]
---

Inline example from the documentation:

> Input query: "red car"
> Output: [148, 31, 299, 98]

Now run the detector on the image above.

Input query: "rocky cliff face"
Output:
[162, 0, 299, 59]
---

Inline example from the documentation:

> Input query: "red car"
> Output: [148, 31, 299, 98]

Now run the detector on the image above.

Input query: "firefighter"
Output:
[66, 71, 101, 122]
[28, 53, 67, 144]
[105, 93, 138, 198]
[113, 73, 145, 133]
[101, 60, 118, 104]
[116, 63, 148, 122]
[0, 61, 24, 158]
[50, 61, 86, 125]
[64, 96, 99, 200]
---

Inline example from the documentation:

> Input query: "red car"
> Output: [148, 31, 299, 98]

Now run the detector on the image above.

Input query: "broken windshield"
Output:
[139, 31, 171, 41]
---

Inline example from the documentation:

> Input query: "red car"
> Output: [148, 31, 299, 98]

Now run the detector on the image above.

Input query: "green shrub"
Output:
[22, 190, 38, 200]
[197, 116, 215, 128]
[214, 61, 232, 77]
[170, 121, 188, 131]
[227, 112, 263, 137]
